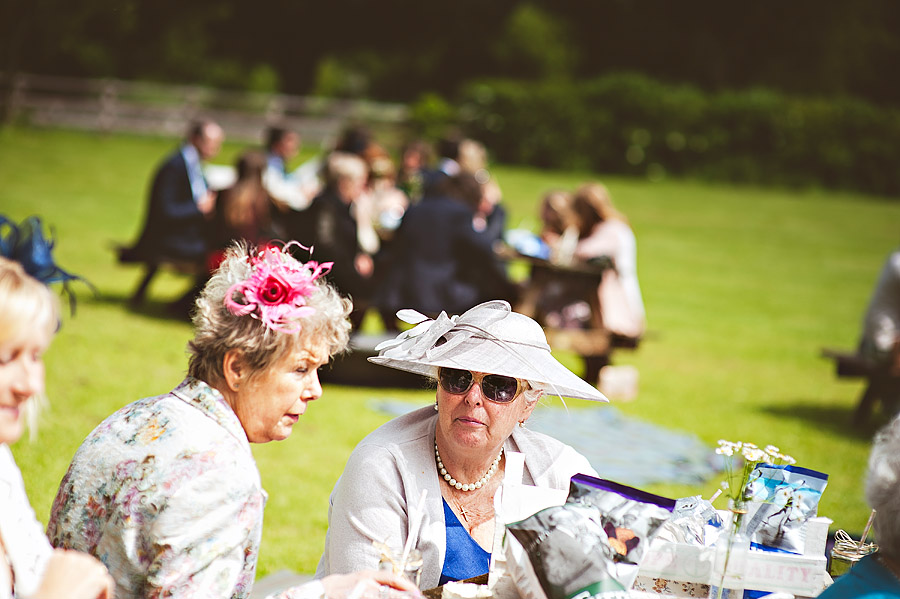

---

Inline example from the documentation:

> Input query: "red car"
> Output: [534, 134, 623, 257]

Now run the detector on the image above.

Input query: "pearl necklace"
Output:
[434, 441, 503, 492]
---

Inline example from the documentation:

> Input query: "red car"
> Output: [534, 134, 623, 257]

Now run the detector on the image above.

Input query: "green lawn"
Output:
[2, 125, 898, 576]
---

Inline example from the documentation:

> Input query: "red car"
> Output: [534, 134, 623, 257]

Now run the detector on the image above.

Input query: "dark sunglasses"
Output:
[437, 367, 524, 404]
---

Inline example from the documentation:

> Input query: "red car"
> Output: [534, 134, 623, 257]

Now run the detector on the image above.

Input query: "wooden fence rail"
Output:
[0, 72, 411, 145]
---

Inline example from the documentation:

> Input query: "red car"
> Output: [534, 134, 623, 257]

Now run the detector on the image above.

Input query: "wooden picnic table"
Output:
[497, 246, 639, 383]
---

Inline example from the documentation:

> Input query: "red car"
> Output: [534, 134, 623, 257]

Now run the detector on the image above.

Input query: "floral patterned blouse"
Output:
[47, 377, 323, 599]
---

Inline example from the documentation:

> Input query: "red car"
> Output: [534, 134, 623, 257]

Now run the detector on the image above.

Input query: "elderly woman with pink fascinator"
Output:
[47, 242, 419, 599]
[317, 300, 607, 589]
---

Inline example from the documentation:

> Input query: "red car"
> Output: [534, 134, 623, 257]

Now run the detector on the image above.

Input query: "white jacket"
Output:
[316, 406, 597, 589]
[0, 444, 53, 599]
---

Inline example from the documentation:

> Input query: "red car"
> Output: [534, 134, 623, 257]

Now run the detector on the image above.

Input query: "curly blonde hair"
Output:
[187, 242, 352, 384]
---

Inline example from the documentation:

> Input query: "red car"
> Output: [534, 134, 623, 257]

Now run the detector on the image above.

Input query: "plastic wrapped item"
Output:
[655, 495, 724, 547]
[743, 465, 828, 555]
[505, 475, 675, 599]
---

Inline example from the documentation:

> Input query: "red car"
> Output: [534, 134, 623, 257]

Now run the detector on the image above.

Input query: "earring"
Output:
[434, 401, 439, 411]
[518, 421, 525, 428]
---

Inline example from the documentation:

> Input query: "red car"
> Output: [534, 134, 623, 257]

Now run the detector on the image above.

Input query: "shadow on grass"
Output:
[760, 400, 886, 440]
[87, 289, 194, 323]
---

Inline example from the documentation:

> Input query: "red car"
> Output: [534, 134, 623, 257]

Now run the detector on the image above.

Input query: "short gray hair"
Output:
[325, 152, 368, 185]
[866, 415, 900, 556]
[522, 384, 543, 406]
[188, 242, 352, 384]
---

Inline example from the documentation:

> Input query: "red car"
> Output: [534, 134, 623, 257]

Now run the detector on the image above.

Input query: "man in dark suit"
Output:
[120, 119, 224, 311]
[374, 173, 506, 326]
[420, 135, 462, 199]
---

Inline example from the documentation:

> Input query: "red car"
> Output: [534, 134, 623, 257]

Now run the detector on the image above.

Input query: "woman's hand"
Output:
[321, 569, 422, 599]
[34, 549, 115, 599]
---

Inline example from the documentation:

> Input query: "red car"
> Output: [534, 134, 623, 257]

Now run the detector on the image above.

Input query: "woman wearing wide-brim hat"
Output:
[317, 300, 607, 589]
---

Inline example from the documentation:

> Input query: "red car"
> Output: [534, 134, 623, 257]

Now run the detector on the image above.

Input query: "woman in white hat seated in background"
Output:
[316, 300, 607, 589]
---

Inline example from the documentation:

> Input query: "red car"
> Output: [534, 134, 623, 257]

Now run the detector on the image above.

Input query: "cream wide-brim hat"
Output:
[369, 300, 608, 402]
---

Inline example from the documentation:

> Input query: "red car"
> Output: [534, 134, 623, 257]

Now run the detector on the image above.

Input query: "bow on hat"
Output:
[374, 300, 512, 363]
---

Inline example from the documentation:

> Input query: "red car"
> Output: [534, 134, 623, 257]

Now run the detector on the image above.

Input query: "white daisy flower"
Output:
[743, 447, 766, 462]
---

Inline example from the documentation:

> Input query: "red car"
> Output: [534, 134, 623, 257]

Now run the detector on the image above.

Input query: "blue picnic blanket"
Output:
[369, 399, 720, 487]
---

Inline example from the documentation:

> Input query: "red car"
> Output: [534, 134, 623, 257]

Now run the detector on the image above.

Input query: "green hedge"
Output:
[415, 73, 900, 197]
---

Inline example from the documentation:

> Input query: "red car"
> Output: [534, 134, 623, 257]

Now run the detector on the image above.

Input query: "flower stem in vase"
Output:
[710, 500, 751, 599]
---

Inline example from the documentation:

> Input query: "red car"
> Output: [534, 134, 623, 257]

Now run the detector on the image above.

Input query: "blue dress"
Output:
[818, 555, 900, 599]
[439, 499, 491, 585]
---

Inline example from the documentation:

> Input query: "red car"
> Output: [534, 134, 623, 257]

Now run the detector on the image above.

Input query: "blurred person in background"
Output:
[265, 126, 300, 177]
[422, 134, 462, 197]
[858, 248, 900, 371]
[525, 190, 589, 334]
[292, 152, 376, 329]
[854, 246, 900, 420]
[397, 140, 433, 204]
[571, 182, 645, 337]
[445, 173, 516, 306]
[263, 126, 322, 212]
[208, 150, 282, 270]
[538, 190, 579, 264]
[570, 183, 645, 383]
[118, 119, 224, 315]
[454, 139, 504, 237]
[120, 120, 223, 266]
[361, 143, 409, 243]
[374, 172, 510, 329]
[332, 124, 374, 157]
[456, 139, 487, 178]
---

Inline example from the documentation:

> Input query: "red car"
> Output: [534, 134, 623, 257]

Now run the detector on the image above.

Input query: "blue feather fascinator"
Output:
[0, 215, 93, 312]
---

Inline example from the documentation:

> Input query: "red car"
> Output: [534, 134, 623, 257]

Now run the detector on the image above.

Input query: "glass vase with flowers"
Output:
[709, 441, 796, 599]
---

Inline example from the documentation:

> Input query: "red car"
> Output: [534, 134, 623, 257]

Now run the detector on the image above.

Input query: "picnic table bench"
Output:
[499, 247, 641, 384]
[114, 243, 207, 307]
[821, 347, 900, 425]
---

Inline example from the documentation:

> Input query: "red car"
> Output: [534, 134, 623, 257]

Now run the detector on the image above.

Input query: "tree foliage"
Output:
[2, 0, 899, 106]
[440, 74, 900, 196]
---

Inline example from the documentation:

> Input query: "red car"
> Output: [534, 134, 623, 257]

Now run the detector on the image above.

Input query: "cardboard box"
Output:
[636, 517, 832, 597]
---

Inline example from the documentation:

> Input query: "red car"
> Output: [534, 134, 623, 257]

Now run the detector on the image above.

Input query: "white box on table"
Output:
[636, 516, 832, 597]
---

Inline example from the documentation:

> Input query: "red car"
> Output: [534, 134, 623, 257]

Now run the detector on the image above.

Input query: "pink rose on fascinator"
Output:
[225, 242, 332, 333]
[259, 274, 290, 305]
